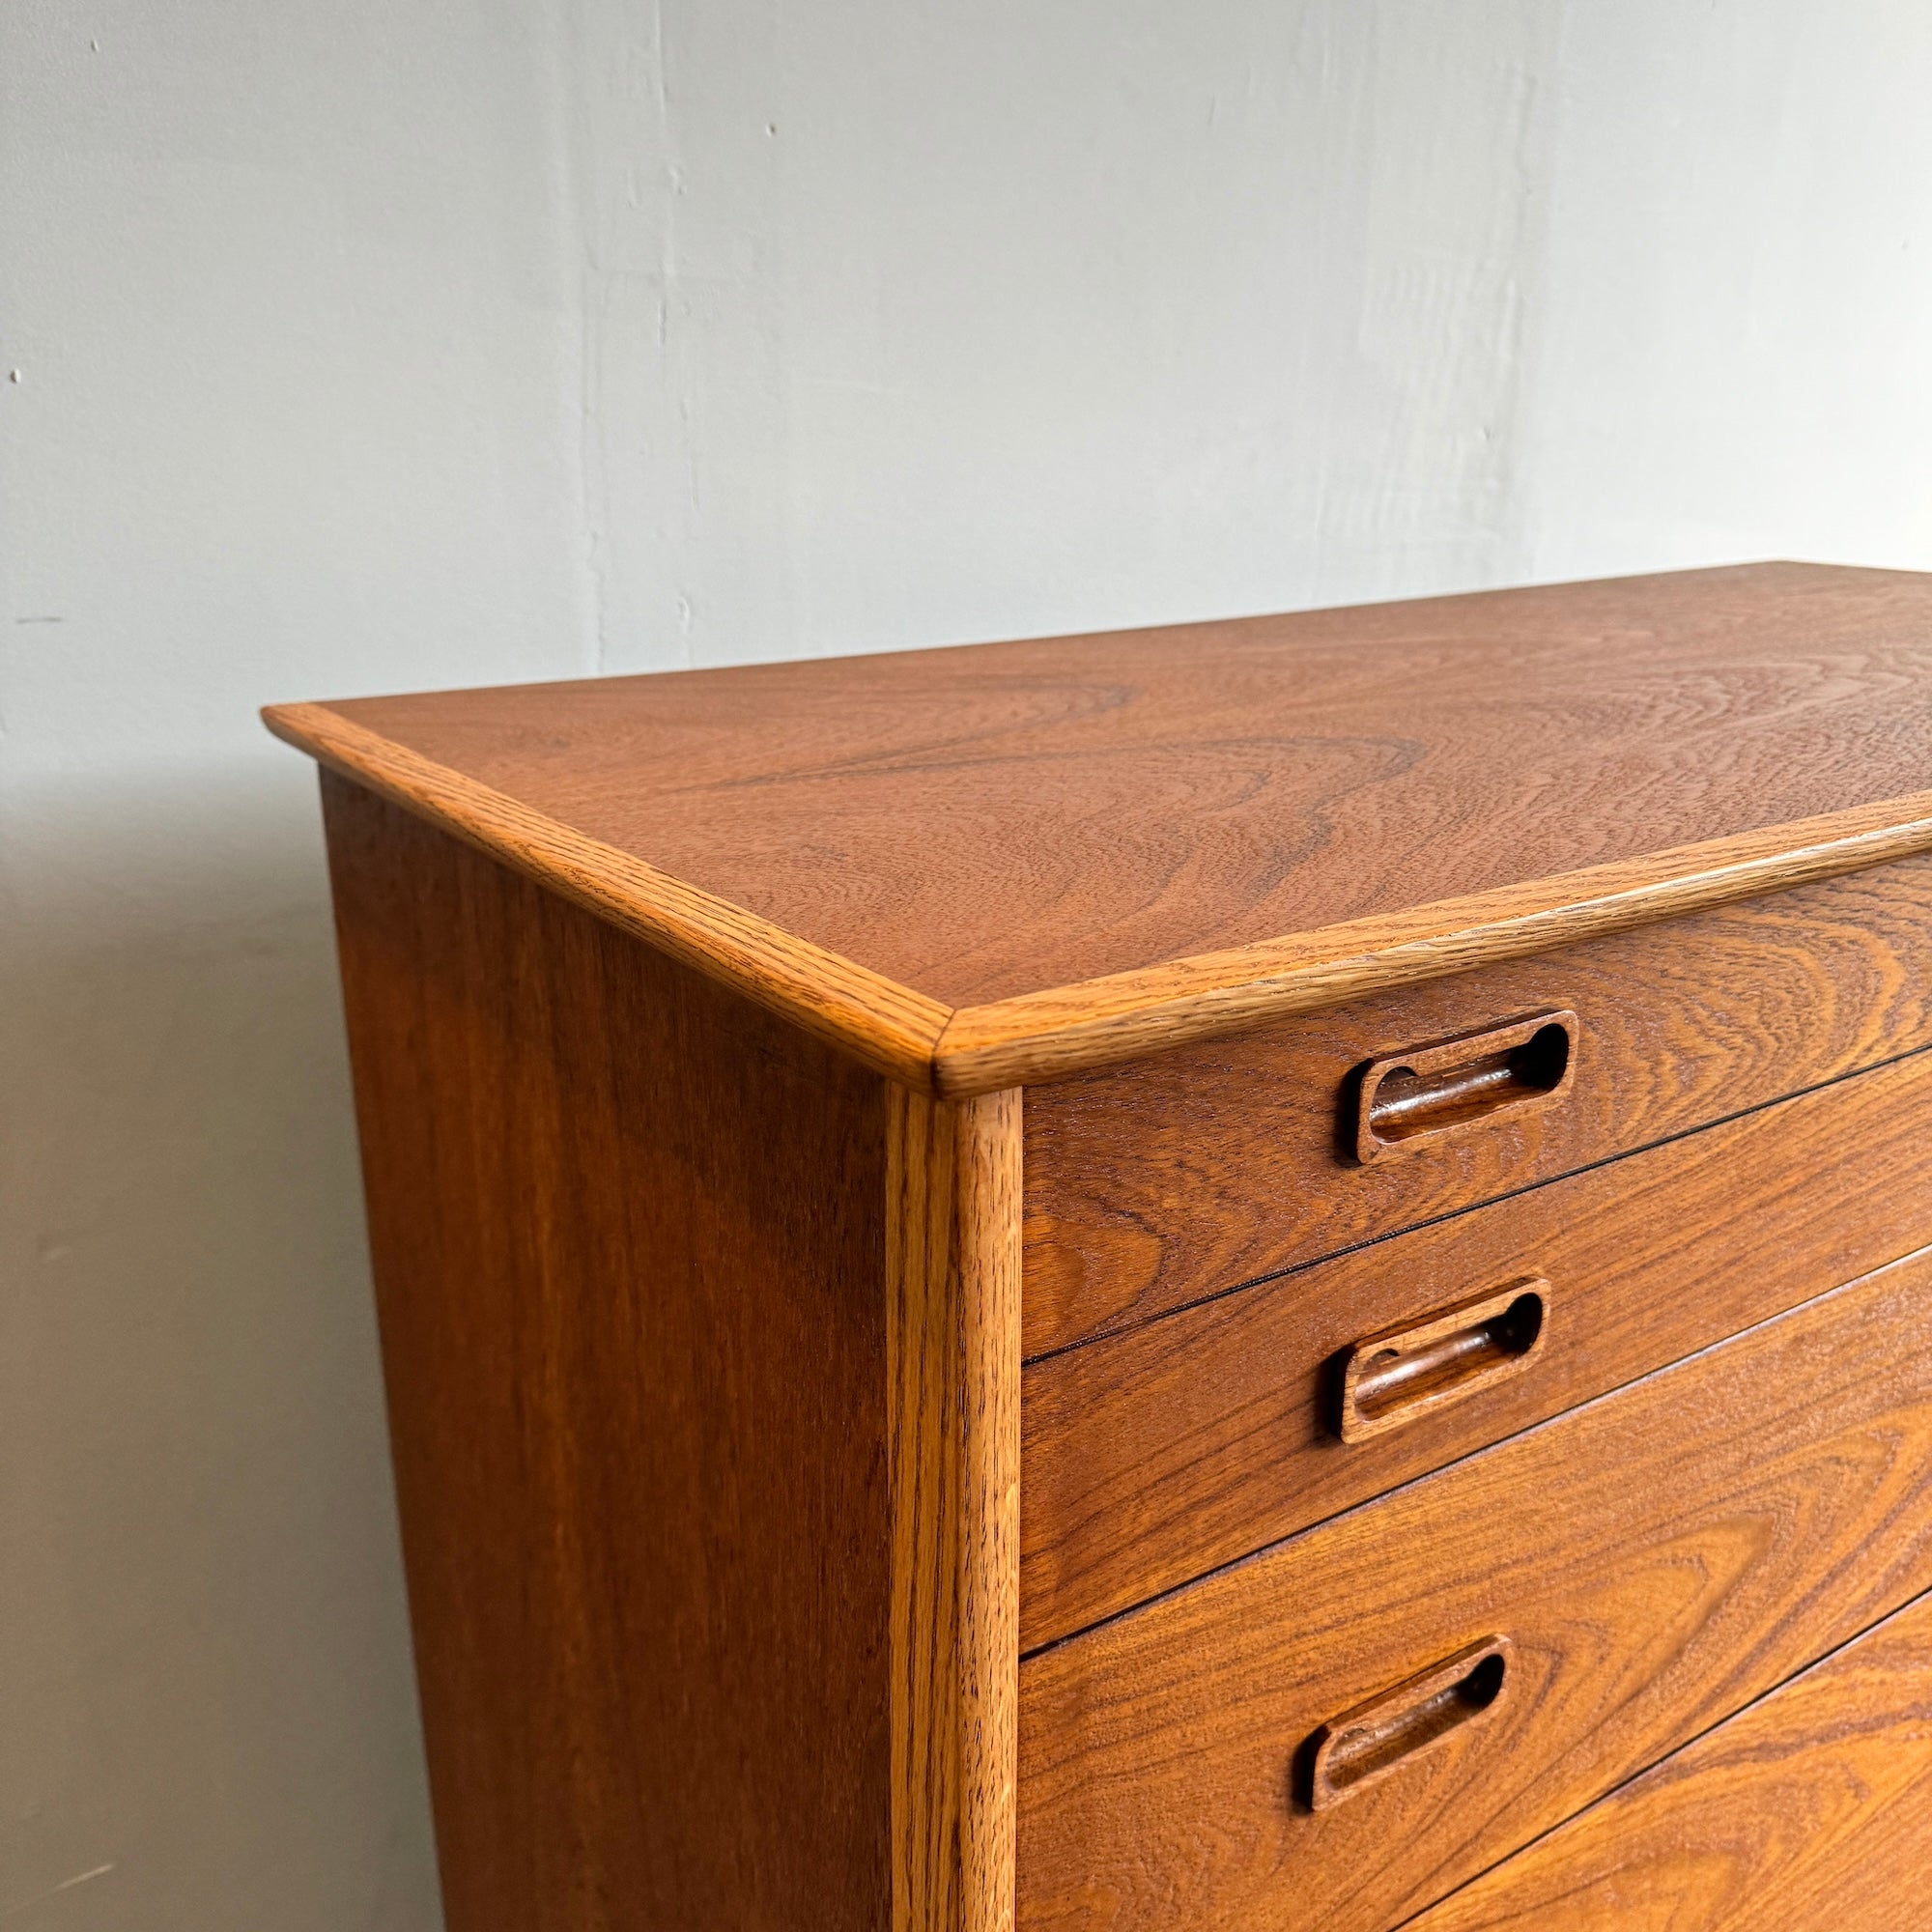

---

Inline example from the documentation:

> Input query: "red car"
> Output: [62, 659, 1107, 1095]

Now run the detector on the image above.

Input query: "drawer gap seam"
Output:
[1018, 1236, 1932, 1662]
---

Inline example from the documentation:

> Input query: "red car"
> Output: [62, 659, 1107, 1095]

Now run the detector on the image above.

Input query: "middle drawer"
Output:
[1023, 1042, 1932, 1649]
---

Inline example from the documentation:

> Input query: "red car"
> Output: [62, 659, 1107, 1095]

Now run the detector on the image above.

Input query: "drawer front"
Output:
[1017, 1246, 1932, 1932]
[1409, 1586, 1932, 1932]
[1023, 1045, 1932, 1649]
[1023, 852, 1932, 1356]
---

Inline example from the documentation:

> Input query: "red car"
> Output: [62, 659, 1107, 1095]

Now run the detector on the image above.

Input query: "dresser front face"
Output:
[1014, 857, 1932, 1932]
[1017, 1249, 1932, 1931]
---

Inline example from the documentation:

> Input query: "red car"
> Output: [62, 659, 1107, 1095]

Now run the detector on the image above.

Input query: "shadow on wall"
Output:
[0, 765, 443, 1931]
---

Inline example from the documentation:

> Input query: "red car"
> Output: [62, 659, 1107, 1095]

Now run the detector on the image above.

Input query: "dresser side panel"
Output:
[321, 771, 893, 1932]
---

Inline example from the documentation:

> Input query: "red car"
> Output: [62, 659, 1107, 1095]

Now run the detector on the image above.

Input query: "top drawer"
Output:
[1024, 853, 1932, 1357]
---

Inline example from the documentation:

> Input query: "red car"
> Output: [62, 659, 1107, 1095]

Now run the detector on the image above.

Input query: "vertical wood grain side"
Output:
[321, 772, 894, 1932]
[890, 1086, 1022, 1932]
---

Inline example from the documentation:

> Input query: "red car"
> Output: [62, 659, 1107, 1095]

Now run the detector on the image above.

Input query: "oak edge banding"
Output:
[265, 701, 1932, 1097]
[264, 700, 951, 1092]
[888, 1088, 1022, 1932]
[929, 799, 1932, 1093]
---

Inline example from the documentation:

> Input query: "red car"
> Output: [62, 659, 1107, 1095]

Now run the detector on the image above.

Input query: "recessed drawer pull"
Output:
[1304, 1636, 1513, 1812]
[1354, 1009, 1577, 1160]
[1335, 1279, 1550, 1443]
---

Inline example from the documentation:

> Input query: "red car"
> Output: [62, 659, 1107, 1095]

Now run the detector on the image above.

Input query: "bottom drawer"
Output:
[1410, 1585, 1932, 1931]
[1018, 1243, 1932, 1932]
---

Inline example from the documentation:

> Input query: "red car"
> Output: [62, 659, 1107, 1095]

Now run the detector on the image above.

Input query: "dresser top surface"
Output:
[269, 561, 1932, 1090]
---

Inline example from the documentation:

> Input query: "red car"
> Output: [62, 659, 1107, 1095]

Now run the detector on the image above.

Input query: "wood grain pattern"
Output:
[1017, 1245, 1932, 1932]
[270, 563, 1932, 1091]
[1409, 1587, 1932, 1931]
[321, 773, 895, 1932]
[889, 1087, 1023, 1932]
[1021, 1041, 1932, 1648]
[275, 699, 949, 1089]
[1024, 852, 1932, 1356]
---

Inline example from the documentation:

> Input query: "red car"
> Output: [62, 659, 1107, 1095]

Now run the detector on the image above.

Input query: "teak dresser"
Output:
[270, 562, 1932, 1932]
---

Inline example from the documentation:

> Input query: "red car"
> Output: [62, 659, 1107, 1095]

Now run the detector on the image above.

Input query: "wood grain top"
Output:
[267, 563, 1932, 1090]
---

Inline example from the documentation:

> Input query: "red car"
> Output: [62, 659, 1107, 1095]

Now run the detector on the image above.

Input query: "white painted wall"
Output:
[5, 3, 1930, 1924]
